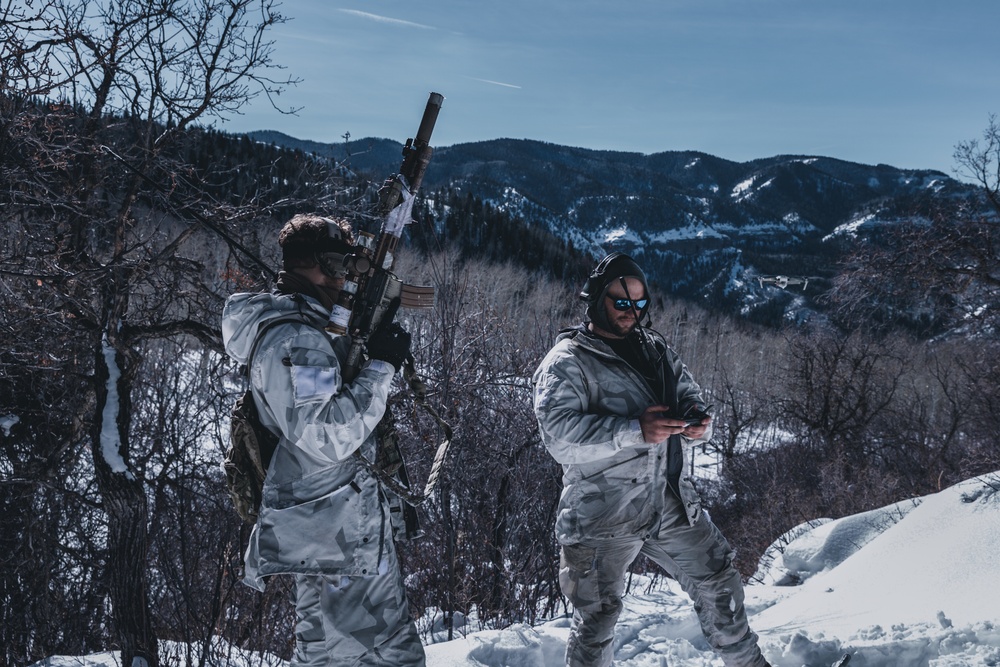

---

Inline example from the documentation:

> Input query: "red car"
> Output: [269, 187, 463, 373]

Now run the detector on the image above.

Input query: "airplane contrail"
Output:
[465, 76, 522, 89]
[337, 9, 436, 30]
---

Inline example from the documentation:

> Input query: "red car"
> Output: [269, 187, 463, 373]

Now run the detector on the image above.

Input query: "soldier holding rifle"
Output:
[222, 94, 444, 667]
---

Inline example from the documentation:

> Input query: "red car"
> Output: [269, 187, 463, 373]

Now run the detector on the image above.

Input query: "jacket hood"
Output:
[222, 291, 328, 365]
[555, 323, 591, 343]
[555, 323, 625, 361]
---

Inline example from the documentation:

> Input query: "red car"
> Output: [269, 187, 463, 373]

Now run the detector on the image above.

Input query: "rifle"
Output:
[327, 92, 442, 375]
[326, 92, 451, 516]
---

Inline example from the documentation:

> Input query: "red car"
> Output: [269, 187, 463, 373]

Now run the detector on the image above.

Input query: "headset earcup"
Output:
[580, 252, 625, 303]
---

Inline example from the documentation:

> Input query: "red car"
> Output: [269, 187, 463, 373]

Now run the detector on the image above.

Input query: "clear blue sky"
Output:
[218, 0, 1000, 175]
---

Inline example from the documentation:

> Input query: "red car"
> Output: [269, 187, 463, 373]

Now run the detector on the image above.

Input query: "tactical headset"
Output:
[314, 218, 353, 278]
[580, 252, 650, 332]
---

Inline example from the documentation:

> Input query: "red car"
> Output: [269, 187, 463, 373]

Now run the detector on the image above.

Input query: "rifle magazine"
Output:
[399, 283, 435, 309]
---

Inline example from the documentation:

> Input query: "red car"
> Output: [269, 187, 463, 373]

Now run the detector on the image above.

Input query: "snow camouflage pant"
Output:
[292, 545, 425, 667]
[558, 497, 769, 667]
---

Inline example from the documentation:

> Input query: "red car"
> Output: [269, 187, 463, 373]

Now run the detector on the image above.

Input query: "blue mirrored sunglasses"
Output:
[609, 297, 649, 311]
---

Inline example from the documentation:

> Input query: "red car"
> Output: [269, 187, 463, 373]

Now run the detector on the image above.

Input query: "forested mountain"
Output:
[143, 127, 594, 288]
[251, 131, 990, 332]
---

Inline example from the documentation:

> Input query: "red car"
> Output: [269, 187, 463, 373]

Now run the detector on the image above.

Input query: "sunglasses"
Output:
[609, 296, 649, 311]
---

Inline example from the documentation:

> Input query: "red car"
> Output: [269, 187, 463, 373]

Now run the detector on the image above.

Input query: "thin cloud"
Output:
[337, 9, 436, 30]
[465, 76, 522, 90]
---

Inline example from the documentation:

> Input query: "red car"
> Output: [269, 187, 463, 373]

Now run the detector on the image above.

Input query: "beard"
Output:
[594, 307, 641, 338]
[609, 315, 639, 337]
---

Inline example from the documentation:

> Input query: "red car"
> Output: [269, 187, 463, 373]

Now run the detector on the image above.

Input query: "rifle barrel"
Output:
[415, 92, 444, 147]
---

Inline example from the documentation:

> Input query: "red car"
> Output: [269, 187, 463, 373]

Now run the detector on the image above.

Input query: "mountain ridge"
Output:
[247, 130, 977, 329]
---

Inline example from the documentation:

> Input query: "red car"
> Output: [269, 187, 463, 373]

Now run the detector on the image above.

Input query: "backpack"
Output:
[224, 388, 279, 524]
[223, 317, 304, 525]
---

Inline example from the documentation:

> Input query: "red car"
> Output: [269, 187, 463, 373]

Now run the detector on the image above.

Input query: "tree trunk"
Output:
[92, 324, 158, 667]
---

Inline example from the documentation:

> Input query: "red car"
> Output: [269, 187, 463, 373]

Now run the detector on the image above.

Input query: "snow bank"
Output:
[754, 475, 1000, 633]
[751, 474, 1000, 665]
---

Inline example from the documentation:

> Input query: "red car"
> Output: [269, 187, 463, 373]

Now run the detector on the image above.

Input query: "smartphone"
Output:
[682, 404, 713, 426]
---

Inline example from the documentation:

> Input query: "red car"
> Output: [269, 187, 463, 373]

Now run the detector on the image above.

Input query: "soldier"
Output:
[532, 253, 770, 667]
[222, 214, 424, 666]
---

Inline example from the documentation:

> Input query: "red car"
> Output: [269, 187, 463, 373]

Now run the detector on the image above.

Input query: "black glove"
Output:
[365, 322, 411, 371]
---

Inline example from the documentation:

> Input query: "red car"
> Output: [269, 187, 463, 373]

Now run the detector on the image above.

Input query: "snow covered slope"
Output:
[423, 472, 1000, 666]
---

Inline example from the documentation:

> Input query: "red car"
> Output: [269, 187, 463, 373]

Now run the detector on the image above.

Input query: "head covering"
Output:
[278, 214, 354, 271]
[580, 252, 649, 331]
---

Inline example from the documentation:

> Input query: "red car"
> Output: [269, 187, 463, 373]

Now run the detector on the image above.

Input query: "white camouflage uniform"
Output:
[222, 290, 425, 667]
[533, 325, 768, 667]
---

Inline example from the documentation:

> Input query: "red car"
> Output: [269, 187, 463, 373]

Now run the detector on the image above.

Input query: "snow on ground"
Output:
[823, 213, 877, 241]
[37, 473, 1000, 667]
[425, 472, 1000, 666]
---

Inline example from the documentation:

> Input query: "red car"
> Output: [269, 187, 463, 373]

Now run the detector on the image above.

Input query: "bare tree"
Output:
[0, 2, 295, 665]
[954, 114, 1000, 214]
[829, 116, 1000, 335]
[390, 252, 571, 634]
[693, 316, 786, 466]
[779, 331, 906, 467]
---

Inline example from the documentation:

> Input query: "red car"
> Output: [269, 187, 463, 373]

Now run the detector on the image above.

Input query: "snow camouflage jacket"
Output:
[222, 290, 396, 591]
[532, 326, 712, 544]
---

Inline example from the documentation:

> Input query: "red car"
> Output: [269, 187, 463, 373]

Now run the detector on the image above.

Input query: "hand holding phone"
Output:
[682, 404, 713, 426]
